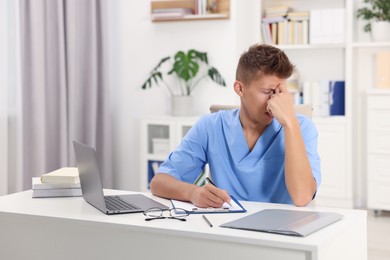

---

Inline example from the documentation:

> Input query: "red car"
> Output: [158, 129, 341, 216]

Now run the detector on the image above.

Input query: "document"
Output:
[171, 196, 246, 214]
[220, 209, 343, 237]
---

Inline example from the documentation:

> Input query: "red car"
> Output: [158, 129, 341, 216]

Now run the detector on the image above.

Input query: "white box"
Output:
[152, 138, 170, 154]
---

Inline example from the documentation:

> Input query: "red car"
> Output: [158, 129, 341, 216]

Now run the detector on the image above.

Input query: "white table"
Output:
[0, 189, 367, 260]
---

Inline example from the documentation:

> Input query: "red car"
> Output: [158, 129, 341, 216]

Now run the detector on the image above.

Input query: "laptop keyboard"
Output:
[105, 196, 140, 211]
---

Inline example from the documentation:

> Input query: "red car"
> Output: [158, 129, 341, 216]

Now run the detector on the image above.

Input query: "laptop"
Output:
[73, 141, 168, 215]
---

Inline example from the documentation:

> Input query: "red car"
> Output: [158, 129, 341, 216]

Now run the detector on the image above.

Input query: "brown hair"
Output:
[236, 44, 294, 85]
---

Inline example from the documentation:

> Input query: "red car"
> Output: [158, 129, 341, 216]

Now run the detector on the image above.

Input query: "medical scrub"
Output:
[158, 109, 321, 204]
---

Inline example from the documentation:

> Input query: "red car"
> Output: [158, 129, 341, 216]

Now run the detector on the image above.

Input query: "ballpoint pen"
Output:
[205, 177, 232, 206]
[202, 215, 213, 227]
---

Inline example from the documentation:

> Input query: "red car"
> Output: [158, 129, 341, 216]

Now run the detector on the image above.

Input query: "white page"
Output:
[171, 197, 243, 213]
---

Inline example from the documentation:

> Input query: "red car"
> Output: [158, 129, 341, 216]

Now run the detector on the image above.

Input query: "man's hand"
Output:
[190, 184, 231, 208]
[266, 83, 296, 127]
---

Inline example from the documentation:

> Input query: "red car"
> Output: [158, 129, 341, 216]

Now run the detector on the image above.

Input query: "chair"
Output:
[209, 104, 312, 118]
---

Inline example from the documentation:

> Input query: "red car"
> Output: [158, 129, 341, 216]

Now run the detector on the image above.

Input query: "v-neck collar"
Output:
[223, 110, 282, 165]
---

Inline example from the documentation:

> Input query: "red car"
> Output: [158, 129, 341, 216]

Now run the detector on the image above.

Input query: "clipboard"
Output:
[171, 196, 247, 214]
[220, 209, 343, 237]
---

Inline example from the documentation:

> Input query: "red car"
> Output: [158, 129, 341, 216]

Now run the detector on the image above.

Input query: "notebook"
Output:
[73, 141, 168, 215]
[171, 196, 246, 214]
[220, 209, 343, 237]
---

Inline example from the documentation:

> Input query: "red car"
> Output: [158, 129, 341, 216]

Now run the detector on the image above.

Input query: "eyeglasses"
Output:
[143, 207, 189, 221]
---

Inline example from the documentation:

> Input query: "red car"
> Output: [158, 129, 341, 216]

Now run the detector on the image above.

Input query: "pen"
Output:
[205, 177, 232, 206]
[202, 215, 213, 227]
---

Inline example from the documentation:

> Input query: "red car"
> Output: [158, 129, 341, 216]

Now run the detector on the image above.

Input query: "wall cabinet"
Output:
[140, 115, 199, 191]
[366, 91, 390, 212]
[313, 118, 351, 207]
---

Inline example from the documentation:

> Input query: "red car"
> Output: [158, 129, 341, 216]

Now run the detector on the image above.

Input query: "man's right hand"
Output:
[190, 183, 231, 208]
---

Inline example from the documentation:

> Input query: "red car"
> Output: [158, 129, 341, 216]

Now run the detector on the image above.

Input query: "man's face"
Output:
[238, 73, 286, 125]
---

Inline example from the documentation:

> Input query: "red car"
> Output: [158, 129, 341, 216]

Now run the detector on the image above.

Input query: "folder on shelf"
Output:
[171, 196, 246, 214]
[220, 209, 343, 237]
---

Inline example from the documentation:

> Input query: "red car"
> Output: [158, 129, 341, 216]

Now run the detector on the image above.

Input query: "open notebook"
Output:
[220, 209, 343, 237]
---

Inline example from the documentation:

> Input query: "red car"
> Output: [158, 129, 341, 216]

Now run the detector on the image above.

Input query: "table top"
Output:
[0, 189, 367, 252]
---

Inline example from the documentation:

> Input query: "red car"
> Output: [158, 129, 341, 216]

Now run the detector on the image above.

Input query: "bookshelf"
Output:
[150, 0, 230, 22]
[140, 115, 199, 191]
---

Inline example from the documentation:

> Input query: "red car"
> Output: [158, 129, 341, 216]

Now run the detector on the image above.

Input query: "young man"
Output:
[150, 44, 320, 207]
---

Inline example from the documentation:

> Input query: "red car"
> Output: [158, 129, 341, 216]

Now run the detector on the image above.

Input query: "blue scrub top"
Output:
[158, 109, 321, 204]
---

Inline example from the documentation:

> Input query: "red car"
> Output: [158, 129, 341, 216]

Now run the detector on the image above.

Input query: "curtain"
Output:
[1, 0, 112, 195]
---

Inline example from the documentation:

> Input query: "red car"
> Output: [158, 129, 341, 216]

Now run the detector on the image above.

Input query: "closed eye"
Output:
[262, 90, 274, 95]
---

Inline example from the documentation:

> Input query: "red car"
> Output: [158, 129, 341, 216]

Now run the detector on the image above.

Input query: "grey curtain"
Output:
[9, 0, 113, 192]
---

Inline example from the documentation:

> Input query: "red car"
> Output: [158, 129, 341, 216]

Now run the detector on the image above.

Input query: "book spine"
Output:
[32, 188, 82, 198]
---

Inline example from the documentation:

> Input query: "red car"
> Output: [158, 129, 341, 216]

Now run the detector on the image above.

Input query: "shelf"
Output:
[146, 153, 169, 161]
[366, 89, 390, 95]
[151, 0, 230, 22]
[352, 42, 390, 48]
[277, 43, 346, 50]
[152, 13, 229, 22]
[312, 116, 348, 125]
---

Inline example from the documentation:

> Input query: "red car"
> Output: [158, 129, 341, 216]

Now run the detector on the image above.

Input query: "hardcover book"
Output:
[40, 167, 80, 184]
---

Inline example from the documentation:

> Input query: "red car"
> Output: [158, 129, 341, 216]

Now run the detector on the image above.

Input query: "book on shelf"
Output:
[376, 51, 390, 89]
[261, 9, 309, 45]
[302, 80, 345, 116]
[265, 5, 290, 18]
[40, 167, 80, 184]
[309, 8, 345, 44]
[151, 7, 193, 20]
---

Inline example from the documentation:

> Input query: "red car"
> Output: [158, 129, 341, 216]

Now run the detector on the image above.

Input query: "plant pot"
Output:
[171, 96, 194, 116]
[371, 21, 390, 42]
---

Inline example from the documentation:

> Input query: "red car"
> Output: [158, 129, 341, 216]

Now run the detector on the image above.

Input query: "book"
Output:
[329, 81, 345, 116]
[376, 51, 390, 89]
[40, 167, 80, 184]
[32, 188, 82, 198]
[32, 177, 81, 190]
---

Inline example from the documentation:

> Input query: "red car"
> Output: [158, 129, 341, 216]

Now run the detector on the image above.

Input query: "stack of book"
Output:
[261, 6, 310, 45]
[151, 7, 193, 21]
[32, 167, 82, 198]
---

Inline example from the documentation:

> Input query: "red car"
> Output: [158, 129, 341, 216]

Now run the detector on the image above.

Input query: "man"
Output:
[150, 44, 320, 207]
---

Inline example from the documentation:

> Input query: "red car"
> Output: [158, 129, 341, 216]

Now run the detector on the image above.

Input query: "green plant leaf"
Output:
[141, 71, 163, 89]
[152, 56, 170, 71]
[169, 50, 200, 82]
[208, 67, 226, 86]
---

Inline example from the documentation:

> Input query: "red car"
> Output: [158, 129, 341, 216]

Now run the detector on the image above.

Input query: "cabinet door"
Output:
[315, 122, 351, 207]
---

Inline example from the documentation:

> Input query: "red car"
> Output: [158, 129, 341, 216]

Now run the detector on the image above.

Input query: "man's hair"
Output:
[236, 44, 294, 85]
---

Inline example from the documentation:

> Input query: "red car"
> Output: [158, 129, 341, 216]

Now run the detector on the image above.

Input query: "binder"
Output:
[220, 209, 343, 237]
[329, 81, 345, 116]
[171, 196, 246, 214]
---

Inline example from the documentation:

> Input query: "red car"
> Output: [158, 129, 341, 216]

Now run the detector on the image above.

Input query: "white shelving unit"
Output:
[140, 115, 199, 191]
[366, 90, 390, 212]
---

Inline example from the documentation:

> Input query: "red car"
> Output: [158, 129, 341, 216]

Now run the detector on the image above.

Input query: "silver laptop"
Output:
[73, 141, 168, 215]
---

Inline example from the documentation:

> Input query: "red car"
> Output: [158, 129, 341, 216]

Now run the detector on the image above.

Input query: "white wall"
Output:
[110, 0, 260, 191]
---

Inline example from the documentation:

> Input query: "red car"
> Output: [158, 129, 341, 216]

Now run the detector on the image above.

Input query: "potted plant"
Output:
[357, 0, 390, 41]
[141, 49, 226, 116]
